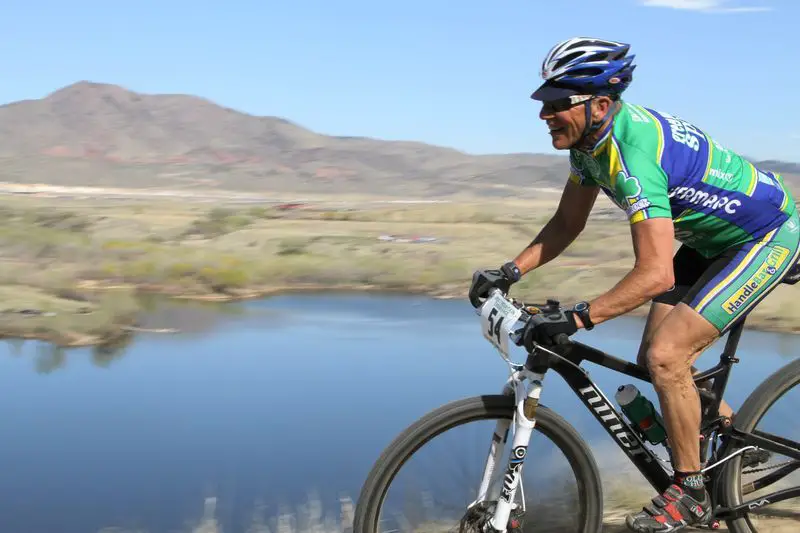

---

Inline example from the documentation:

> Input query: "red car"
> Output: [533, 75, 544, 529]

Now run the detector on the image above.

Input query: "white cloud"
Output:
[639, 0, 772, 12]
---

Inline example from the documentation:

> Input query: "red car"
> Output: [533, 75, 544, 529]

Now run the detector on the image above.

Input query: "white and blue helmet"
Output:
[531, 37, 636, 101]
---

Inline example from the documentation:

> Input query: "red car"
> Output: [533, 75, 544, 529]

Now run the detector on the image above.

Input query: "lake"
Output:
[0, 293, 796, 533]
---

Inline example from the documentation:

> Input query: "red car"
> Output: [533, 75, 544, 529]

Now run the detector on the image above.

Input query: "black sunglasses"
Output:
[541, 95, 594, 114]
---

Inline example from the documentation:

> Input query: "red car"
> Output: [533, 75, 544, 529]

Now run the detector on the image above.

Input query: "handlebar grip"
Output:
[468, 294, 482, 309]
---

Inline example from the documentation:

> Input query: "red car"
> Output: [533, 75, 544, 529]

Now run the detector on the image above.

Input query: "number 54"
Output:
[487, 307, 504, 342]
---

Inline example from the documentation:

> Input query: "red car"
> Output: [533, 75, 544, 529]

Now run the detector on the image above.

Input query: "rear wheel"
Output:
[720, 357, 800, 533]
[353, 394, 604, 533]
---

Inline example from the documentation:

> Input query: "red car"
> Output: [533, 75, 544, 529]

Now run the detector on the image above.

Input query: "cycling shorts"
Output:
[653, 210, 800, 332]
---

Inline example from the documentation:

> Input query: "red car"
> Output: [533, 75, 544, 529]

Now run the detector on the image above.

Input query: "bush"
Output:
[208, 207, 236, 222]
[247, 206, 280, 219]
[277, 238, 309, 256]
[199, 266, 249, 293]
[28, 210, 92, 233]
[121, 260, 158, 283]
[183, 208, 253, 238]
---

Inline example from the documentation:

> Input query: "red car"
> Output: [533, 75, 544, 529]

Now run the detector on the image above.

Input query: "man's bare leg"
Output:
[626, 303, 719, 531]
[635, 302, 672, 367]
[645, 303, 719, 473]
[637, 302, 733, 418]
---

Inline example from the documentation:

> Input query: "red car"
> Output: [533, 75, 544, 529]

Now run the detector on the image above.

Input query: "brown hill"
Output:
[0, 81, 568, 197]
[0, 81, 795, 198]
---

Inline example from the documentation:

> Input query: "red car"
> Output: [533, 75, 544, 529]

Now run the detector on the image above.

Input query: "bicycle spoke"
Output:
[375, 418, 585, 532]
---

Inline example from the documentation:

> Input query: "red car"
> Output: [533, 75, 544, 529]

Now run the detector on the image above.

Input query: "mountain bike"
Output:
[353, 276, 800, 533]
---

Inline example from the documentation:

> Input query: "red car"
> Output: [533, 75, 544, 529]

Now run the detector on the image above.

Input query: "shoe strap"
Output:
[643, 484, 707, 522]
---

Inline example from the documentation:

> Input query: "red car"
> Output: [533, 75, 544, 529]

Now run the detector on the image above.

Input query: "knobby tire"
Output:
[352, 394, 604, 533]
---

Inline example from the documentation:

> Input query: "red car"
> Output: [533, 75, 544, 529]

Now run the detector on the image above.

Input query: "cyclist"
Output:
[469, 37, 800, 532]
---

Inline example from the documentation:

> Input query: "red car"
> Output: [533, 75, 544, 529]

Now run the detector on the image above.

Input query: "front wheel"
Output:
[353, 394, 604, 533]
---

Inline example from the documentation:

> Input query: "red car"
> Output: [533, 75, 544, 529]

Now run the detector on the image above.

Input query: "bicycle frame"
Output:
[473, 310, 799, 532]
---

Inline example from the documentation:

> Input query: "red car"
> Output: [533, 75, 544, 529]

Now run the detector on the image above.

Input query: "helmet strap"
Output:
[575, 97, 619, 152]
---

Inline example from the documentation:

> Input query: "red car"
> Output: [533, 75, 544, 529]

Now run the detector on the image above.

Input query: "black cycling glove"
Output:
[523, 306, 578, 349]
[468, 262, 522, 308]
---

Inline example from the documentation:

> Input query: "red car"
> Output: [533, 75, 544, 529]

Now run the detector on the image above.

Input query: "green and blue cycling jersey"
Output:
[569, 101, 797, 259]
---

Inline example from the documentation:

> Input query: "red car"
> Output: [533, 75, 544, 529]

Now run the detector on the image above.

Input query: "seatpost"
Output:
[720, 319, 745, 364]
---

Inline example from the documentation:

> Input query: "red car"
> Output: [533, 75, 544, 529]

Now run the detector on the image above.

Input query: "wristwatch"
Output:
[573, 301, 594, 330]
[501, 261, 522, 283]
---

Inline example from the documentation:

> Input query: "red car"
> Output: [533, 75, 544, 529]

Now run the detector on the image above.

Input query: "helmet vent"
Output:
[568, 66, 604, 79]
[554, 51, 584, 70]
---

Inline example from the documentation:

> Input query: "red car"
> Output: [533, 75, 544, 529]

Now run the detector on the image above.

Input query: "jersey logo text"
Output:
[661, 112, 703, 152]
[626, 198, 651, 217]
[669, 186, 741, 214]
[708, 168, 733, 182]
[722, 245, 790, 314]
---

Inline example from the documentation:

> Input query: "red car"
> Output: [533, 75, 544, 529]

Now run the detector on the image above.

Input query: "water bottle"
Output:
[615, 384, 668, 445]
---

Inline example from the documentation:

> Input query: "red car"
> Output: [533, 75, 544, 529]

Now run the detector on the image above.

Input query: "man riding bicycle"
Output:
[469, 37, 800, 532]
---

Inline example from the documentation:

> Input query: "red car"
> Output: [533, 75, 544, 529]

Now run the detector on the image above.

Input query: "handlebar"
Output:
[472, 283, 573, 349]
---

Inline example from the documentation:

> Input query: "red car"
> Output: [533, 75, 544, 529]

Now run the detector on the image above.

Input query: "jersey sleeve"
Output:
[568, 168, 595, 186]
[611, 141, 672, 224]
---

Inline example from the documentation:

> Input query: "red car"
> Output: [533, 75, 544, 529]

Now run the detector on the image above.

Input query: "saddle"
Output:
[782, 258, 800, 285]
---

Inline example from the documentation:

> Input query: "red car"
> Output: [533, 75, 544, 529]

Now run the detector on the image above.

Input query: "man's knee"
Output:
[644, 303, 719, 369]
[645, 341, 690, 384]
[637, 302, 675, 369]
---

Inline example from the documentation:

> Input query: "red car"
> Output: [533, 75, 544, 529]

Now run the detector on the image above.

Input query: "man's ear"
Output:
[591, 96, 614, 122]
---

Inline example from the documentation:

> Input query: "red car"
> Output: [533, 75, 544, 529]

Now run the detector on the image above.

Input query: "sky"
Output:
[0, 0, 797, 162]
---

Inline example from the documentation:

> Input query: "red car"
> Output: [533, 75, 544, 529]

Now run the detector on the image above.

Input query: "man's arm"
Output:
[513, 179, 599, 275]
[582, 217, 675, 327]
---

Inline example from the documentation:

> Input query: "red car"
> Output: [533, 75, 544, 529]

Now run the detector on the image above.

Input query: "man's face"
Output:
[538, 96, 591, 150]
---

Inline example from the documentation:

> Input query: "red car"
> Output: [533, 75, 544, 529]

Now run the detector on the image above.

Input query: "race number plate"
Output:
[480, 292, 522, 357]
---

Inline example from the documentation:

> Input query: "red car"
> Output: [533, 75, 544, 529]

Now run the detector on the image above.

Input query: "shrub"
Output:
[277, 238, 309, 256]
[199, 266, 249, 293]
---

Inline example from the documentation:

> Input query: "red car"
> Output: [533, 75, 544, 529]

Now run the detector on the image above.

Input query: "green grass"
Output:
[0, 284, 138, 346]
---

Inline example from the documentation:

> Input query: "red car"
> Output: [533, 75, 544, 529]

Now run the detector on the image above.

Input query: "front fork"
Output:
[473, 369, 546, 532]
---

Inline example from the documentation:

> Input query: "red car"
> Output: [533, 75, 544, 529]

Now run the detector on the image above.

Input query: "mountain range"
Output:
[0, 81, 796, 198]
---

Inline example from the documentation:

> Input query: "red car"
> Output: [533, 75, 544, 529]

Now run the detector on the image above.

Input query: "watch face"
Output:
[574, 302, 588, 312]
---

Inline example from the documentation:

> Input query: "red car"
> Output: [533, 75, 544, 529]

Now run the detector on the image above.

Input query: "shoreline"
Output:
[2, 194, 800, 348]
[4, 280, 798, 348]
[155, 282, 800, 335]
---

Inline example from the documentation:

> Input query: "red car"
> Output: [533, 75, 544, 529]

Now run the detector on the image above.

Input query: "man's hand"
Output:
[468, 262, 521, 308]
[522, 306, 579, 349]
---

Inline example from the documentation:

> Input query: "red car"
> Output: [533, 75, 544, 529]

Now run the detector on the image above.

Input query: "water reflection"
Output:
[27, 332, 135, 374]
[33, 343, 66, 374]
